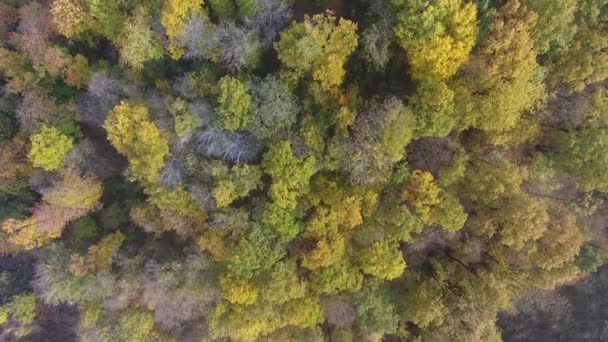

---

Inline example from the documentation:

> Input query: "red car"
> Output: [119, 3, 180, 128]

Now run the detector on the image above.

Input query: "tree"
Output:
[212, 164, 262, 207]
[398, 273, 446, 329]
[141, 254, 219, 330]
[550, 129, 608, 192]
[42, 168, 103, 214]
[187, 128, 262, 164]
[85, 231, 126, 273]
[453, 0, 545, 142]
[260, 202, 302, 243]
[400, 170, 441, 224]
[104, 101, 170, 183]
[87, 0, 127, 39]
[1, 218, 60, 251]
[410, 80, 457, 137]
[259, 260, 307, 303]
[215, 76, 252, 131]
[1, 168, 102, 252]
[394, 0, 478, 80]
[275, 12, 358, 88]
[355, 287, 399, 337]
[576, 244, 602, 273]
[0, 293, 37, 337]
[64, 54, 94, 89]
[161, 0, 205, 59]
[246, 0, 293, 46]
[177, 14, 219, 61]
[310, 260, 363, 294]
[549, 0, 608, 91]
[220, 274, 258, 305]
[28, 126, 74, 171]
[261, 141, 316, 209]
[248, 75, 300, 141]
[216, 21, 262, 72]
[50, 0, 88, 38]
[345, 97, 415, 185]
[521, 0, 577, 56]
[117, 6, 164, 70]
[357, 241, 406, 280]
[15, 2, 53, 63]
[226, 225, 286, 279]
[208, 0, 237, 18]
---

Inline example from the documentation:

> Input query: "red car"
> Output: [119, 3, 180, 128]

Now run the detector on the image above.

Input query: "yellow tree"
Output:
[453, 0, 545, 143]
[104, 101, 169, 183]
[50, 0, 88, 38]
[394, 0, 478, 80]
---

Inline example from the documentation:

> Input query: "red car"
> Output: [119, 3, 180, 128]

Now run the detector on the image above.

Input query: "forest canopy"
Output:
[1, 0, 608, 341]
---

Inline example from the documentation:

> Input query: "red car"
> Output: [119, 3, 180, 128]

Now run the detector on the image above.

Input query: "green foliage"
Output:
[208, 0, 237, 18]
[357, 241, 406, 280]
[1, 293, 37, 336]
[3, 294, 37, 325]
[261, 202, 302, 242]
[551, 129, 608, 192]
[248, 75, 299, 141]
[262, 141, 316, 209]
[549, 0, 608, 91]
[117, 6, 164, 70]
[576, 244, 603, 273]
[310, 260, 363, 294]
[355, 287, 399, 337]
[71, 217, 98, 241]
[522, 0, 577, 56]
[88, 0, 129, 39]
[212, 164, 262, 208]
[215, 76, 252, 131]
[275, 12, 358, 88]
[411, 80, 456, 137]
[226, 225, 286, 279]
[28, 125, 73, 171]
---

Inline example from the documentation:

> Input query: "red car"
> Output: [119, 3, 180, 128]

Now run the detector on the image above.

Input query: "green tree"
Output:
[357, 241, 406, 280]
[260, 202, 303, 243]
[275, 12, 358, 88]
[522, 0, 577, 56]
[1, 293, 37, 336]
[355, 287, 399, 337]
[208, 0, 237, 18]
[117, 6, 164, 70]
[215, 76, 252, 131]
[259, 260, 307, 304]
[88, 0, 128, 39]
[550, 129, 608, 192]
[212, 164, 262, 208]
[410, 80, 456, 137]
[248, 75, 299, 141]
[549, 0, 608, 91]
[28, 125, 73, 171]
[262, 141, 316, 209]
[576, 244, 603, 273]
[309, 259, 363, 294]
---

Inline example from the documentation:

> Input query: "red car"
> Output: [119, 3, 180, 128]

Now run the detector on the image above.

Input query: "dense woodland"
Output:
[0, 0, 607, 340]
